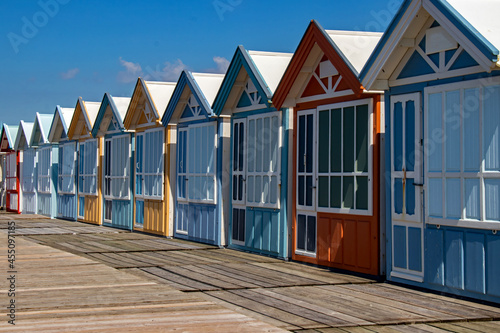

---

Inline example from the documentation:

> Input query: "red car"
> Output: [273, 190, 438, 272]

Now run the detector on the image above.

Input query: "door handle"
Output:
[412, 182, 423, 187]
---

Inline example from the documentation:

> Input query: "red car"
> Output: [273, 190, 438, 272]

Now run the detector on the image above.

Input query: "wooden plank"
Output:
[230, 288, 353, 327]
[159, 265, 243, 290]
[140, 266, 220, 291]
[451, 321, 500, 332]
[200, 263, 277, 288]
[206, 290, 324, 330]
[185, 264, 261, 289]
[429, 322, 481, 333]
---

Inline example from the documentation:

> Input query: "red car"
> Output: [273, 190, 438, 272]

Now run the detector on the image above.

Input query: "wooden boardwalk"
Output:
[1, 214, 500, 332]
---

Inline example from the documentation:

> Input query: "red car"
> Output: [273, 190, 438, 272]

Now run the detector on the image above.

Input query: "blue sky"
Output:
[0, 0, 402, 126]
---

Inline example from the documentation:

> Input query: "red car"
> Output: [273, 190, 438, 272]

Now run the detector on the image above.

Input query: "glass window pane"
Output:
[343, 176, 354, 209]
[305, 175, 312, 207]
[248, 120, 255, 172]
[247, 176, 254, 203]
[356, 176, 368, 210]
[271, 116, 279, 173]
[256, 118, 262, 172]
[463, 88, 480, 172]
[394, 101, 403, 171]
[428, 178, 443, 217]
[330, 176, 341, 208]
[262, 176, 269, 204]
[464, 178, 480, 220]
[483, 85, 500, 171]
[270, 176, 277, 204]
[298, 176, 304, 206]
[298, 115, 305, 173]
[233, 123, 239, 171]
[404, 100, 416, 172]
[484, 178, 500, 221]
[445, 90, 460, 172]
[239, 122, 244, 172]
[255, 176, 261, 203]
[428, 93, 443, 172]
[318, 176, 329, 208]
[406, 178, 415, 216]
[356, 105, 369, 173]
[394, 178, 403, 214]
[343, 107, 355, 173]
[306, 114, 313, 173]
[318, 110, 329, 173]
[445, 178, 461, 219]
[331, 109, 342, 173]
[306, 215, 316, 253]
[297, 214, 306, 251]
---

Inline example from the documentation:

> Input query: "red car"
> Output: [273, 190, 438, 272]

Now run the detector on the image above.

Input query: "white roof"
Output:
[326, 30, 383, 74]
[248, 51, 293, 94]
[60, 107, 75, 130]
[111, 97, 131, 122]
[144, 81, 176, 117]
[446, 0, 500, 64]
[191, 73, 225, 106]
[83, 101, 101, 127]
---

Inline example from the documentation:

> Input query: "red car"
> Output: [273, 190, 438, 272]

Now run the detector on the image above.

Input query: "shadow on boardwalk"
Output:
[1, 213, 499, 332]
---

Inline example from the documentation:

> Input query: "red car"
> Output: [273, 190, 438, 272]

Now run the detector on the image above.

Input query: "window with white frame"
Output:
[426, 81, 500, 226]
[246, 112, 281, 208]
[22, 149, 36, 193]
[317, 100, 372, 215]
[78, 139, 98, 195]
[6, 153, 17, 191]
[135, 128, 164, 199]
[58, 142, 76, 194]
[104, 135, 130, 200]
[37, 147, 51, 193]
[177, 122, 216, 203]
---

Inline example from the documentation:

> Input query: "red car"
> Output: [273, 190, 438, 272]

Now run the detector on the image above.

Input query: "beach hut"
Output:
[30, 113, 58, 218]
[67, 98, 102, 224]
[360, 0, 500, 302]
[92, 93, 132, 230]
[49, 106, 77, 220]
[212, 47, 293, 258]
[13, 120, 36, 214]
[273, 21, 383, 275]
[123, 78, 176, 236]
[1, 124, 21, 213]
[162, 71, 225, 245]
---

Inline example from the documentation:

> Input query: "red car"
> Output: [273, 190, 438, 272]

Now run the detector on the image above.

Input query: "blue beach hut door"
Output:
[390, 93, 423, 281]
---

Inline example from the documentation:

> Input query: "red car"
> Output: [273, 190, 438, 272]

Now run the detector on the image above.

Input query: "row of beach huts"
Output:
[0, 0, 499, 304]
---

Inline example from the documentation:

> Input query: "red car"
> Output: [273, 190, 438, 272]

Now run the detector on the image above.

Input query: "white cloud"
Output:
[212, 56, 230, 73]
[144, 59, 188, 82]
[60, 68, 79, 80]
[117, 57, 143, 83]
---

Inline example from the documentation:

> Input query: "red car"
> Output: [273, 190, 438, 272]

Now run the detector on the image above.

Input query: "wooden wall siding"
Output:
[244, 208, 281, 256]
[175, 203, 218, 245]
[57, 194, 77, 220]
[104, 200, 132, 230]
[82, 195, 100, 225]
[424, 226, 500, 299]
[142, 200, 165, 235]
[23, 192, 36, 214]
[38, 193, 52, 217]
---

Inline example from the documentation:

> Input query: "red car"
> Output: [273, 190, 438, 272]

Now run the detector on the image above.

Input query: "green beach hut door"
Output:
[390, 93, 424, 282]
[296, 109, 316, 256]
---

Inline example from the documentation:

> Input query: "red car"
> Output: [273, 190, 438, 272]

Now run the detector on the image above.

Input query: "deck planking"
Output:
[2, 213, 500, 332]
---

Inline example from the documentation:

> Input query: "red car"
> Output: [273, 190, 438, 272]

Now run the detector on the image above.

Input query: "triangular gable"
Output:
[360, 0, 500, 90]
[29, 113, 53, 147]
[48, 105, 74, 143]
[213, 46, 293, 116]
[14, 121, 34, 150]
[123, 78, 176, 130]
[1, 124, 18, 152]
[68, 97, 101, 140]
[162, 71, 224, 126]
[91, 93, 131, 137]
[273, 20, 382, 110]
